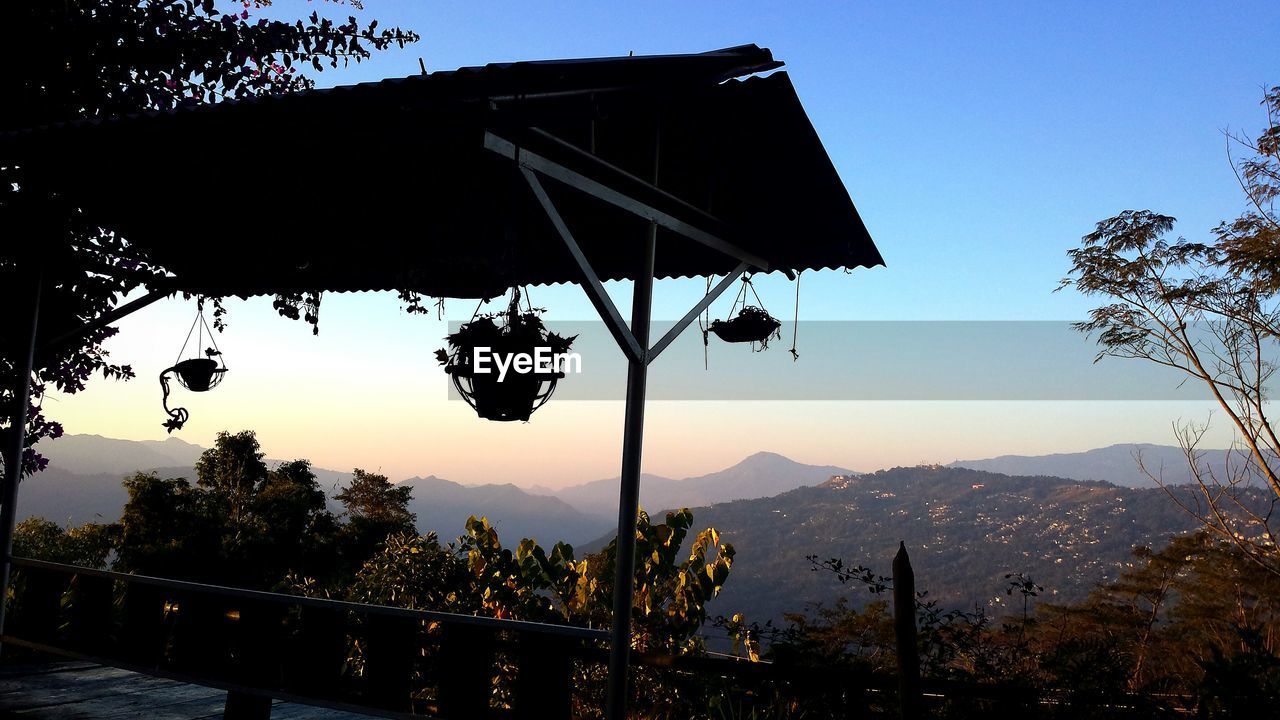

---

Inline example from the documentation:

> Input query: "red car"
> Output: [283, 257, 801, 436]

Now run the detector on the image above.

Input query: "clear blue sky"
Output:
[281, 0, 1280, 320]
[49, 1, 1280, 485]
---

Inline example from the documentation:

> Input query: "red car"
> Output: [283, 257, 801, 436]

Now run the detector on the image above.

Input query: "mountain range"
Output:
[951, 443, 1252, 488]
[530, 452, 855, 518]
[20, 434, 1236, 623]
[679, 465, 1207, 625]
[19, 436, 848, 546]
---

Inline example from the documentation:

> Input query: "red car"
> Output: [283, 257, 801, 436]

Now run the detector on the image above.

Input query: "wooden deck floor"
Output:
[0, 662, 375, 719]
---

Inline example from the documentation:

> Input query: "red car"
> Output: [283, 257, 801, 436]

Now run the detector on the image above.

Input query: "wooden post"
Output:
[224, 691, 272, 720]
[893, 542, 922, 720]
[283, 606, 346, 699]
[438, 622, 496, 719]
[119, 581, 167, 665]
[514, 632, 573, 720]
[364, 614, 419, 713]
[67, 573, 115, 655]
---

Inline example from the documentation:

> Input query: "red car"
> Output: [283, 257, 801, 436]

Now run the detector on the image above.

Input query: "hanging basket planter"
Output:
[169, 357, 226, 392]
[706, 275, 783, 351]
[437, 290, 575, 422]
[159, 306, 227, 433]
[709, 306, 782, 346]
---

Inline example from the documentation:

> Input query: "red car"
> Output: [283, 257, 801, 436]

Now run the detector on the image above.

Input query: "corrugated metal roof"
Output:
[4, 45, 882, 301]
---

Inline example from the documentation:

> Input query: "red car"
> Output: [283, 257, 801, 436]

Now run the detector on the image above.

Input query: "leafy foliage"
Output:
[340, 508, 736, 655]
[348, 531, 473, 611]
[334, 509, 737, 719]
[194, 430, 269, 530]
[605, 508, 737, 653]
[12, 517, 116, 568]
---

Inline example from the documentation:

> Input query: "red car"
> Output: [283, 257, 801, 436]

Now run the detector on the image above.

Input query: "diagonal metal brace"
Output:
[647, 262, 748, 363]
[521, 168, 646, 364]
[41, 288, 172, 351]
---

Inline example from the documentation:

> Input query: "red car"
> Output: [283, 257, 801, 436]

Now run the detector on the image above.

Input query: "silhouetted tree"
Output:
[1063, 85, 1280, 575]
[246, 458, 340, 584]
[254, 460, 329, 540]
[116, 472, 224, 579]
[119, 435, 344, 586]
[195, 430, 269, 535]
[335, 468, 415, 566]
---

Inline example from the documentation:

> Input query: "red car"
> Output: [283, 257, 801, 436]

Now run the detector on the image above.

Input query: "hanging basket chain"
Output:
[159, 301, 228, 434]
[173, 310, 202, 366]
[698, 275, 714, 370]
[745, 274, 769, 315]
[173, 301, 225, 365]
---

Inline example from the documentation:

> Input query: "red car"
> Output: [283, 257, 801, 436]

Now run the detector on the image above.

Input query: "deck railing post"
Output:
[0, 270, 42, 653]
[365, 613, 420, 713]
[605, 221, 656, 720]
[438, 622, 497, 719]
[515, 631, 573, 720]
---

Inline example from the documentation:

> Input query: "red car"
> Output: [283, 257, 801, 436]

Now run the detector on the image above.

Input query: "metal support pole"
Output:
[0, 271, 43, 649]
[605, 222, 656, 720]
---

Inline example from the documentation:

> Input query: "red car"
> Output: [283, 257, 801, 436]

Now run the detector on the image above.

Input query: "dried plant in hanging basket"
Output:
[709, 306, 782, 349]
[436, 297, 576, 422]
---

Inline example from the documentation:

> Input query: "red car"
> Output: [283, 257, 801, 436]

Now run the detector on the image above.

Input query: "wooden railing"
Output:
[1, 557, 1190, 719]
[1, 557, 606, 719]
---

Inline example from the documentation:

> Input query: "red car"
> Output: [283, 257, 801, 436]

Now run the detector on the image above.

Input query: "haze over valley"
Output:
[20, 433, 1231, 623]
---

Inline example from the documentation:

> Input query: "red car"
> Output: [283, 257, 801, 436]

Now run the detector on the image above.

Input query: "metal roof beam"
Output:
[521, 167, 646, 364]
[40, 288, 172, 352]
[484, 131, 773, 272]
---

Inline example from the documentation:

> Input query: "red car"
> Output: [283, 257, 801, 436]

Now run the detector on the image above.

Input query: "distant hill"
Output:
[18, 464, 195, 526]
[399, 476, 610, 545]
[950, 444, 1251, 488]
[616, 466, 1211, 626]
[543, 452, 855, 516]
[22, 434, 352, 526]
[37, 434, 206, 476]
